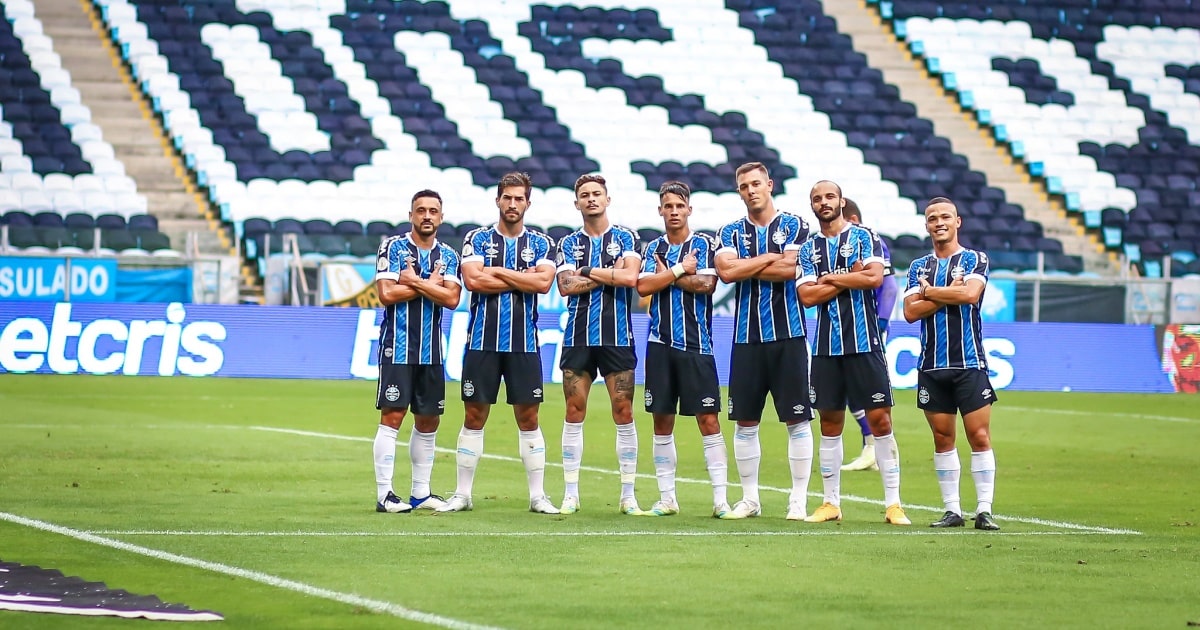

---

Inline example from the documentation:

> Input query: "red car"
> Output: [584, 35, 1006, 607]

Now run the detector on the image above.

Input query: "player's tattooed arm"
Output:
[558, 269, 600, 295]
[675, 274, 717, 294]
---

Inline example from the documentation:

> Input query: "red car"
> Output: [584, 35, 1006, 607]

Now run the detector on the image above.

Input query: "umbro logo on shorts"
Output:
[872, 392, 885, 403]
[701, 397, 715, 407]
[792, 404, 805, 414]
[982, 388, 993, 399]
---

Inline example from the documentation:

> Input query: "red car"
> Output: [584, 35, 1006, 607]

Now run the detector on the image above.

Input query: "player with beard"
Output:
[798, 180, 909, 526]
[438, 172, 560, 515]
[372, 189, 461, 514]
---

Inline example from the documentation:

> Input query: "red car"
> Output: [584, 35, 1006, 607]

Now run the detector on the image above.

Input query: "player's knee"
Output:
[380, 409, 406, 429]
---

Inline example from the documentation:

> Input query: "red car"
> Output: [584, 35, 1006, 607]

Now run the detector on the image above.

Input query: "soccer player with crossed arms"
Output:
[438, 172, 560, 515]
[903, 197, 1000, 531]
[372, 189, 461, 514]
[555, 174, 644, 515]
[636, 180, 730, 517]
[798, 180, 910, 526]
[715, 162, 815, 521]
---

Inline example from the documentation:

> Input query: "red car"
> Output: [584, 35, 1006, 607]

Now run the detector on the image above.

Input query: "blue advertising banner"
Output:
[0, 257, 117, 302]
[0, 302, 1175, 393]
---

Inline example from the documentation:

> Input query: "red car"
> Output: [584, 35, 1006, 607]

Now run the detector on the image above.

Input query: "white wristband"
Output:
[671, 263, 685, 279]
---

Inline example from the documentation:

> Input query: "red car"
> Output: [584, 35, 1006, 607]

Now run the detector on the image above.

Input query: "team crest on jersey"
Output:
[520, 246, 535, 264]
[839, 242, 855, 259]
[606, 240, 621, 257]
[701, 397, 715, 407]
[918, 387, 931, 404]
[384, 385, 400, 402]
[644, 390, 653, 406]
[951, 265, 965, 280]
[433, 259, 446, 274]
[772, 229, 787, 245]
[462, 380, 475, 397]
[376, 257, 389, 272]
[809, 385, 817, 403]
[462, 243, 474, 257]
[383, 347, 393, 358]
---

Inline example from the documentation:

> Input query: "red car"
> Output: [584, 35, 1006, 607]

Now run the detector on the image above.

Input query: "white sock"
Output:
[373, 425, 398, 502]
[933, 449, 961, 515]
[562, 421, 583, 499]
[971, 449, 996, 514]
[652, 434, 677, 504]
[409, 428, 437, 499]
[702, 433, 728, 506]
[787, 421, 813, 509]
[519, 429, 547, 500]
[454, 427, 484, 497]
[616, 423, 638, 500]
[818, 435, 843, 506]
[733, 424, 761, 505]
[875, 433, 902, 507]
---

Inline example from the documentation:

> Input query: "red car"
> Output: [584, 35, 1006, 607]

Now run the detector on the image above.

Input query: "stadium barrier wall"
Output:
[0, 301, 1176, 393]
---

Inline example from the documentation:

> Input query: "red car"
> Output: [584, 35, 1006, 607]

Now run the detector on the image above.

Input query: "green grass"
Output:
[1, 374, 1198, 629]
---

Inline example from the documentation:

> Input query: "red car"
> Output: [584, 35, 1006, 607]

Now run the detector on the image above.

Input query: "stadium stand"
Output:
[878, 0, 1200, 276]
[4, 0, 1178, 282]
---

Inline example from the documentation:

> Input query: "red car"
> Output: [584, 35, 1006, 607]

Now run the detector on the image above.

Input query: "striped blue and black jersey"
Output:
[461, 225, 557, 353]
[556, 225, 640, 347]
[639, 232, 717, 355]
[375, 234, 461, 365]
[799, 223, 887, 356]
[716, 212, 809, 344]
[904, 248, 990, 370]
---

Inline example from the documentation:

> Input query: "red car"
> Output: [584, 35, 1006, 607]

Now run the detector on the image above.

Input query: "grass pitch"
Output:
[1, 374, 1197, 628]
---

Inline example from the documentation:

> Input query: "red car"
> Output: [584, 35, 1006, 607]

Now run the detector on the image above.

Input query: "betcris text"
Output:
[0, 303, 225, 376]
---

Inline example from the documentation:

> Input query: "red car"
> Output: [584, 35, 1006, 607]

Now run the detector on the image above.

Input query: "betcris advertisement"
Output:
[0, 302, 1175, 393]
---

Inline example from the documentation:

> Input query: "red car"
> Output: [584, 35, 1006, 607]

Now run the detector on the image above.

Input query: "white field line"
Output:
[1003, 406, 1198, 424]
[247, 426, 1141, 535]
[82, 529, 1127, 538]
[0, 512, 504, 630]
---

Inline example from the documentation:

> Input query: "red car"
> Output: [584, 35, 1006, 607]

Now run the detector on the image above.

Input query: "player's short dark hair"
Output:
[573, 173, 607, 195]
[810, 179, 843, 198]
[410, 189, 442, 207]
[497, 172, 533, 199]
[842, 197, 861, 221]
[659, 180, 691, 203]
[734, 162, 769, 182]
[926, 196, 954, 209]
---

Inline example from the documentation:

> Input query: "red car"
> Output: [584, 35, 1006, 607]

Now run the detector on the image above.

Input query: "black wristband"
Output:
[578, 266, 592, 277]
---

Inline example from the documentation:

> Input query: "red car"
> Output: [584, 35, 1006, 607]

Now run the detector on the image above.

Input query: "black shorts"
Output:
[811, 352, 894, 411]
[461, 350, 545, 405]
[376, 363, 446, 415]
[559, 345, 637, 380]
[643, 342, 721, 416]
[728, 337, 813, 423]
[917, 369, 998, 415]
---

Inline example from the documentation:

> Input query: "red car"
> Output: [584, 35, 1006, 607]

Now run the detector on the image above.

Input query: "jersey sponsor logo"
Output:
[376, 257, 388, 272]
[462, 380, 475, 397]
[384, 385, 400, 402]
[606, 241, 621, 257]
[520, 246, 535, 264]
[809, 251, 822, 266]
[871, 392, 886, 403]
[739, 231, 752, 249]
[644, 390, 654, 406]
[572, 245, 585, 260]
[918, 387, 931, 404]
[701, 396, 715, 407]
[483, 243, 500, 259]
